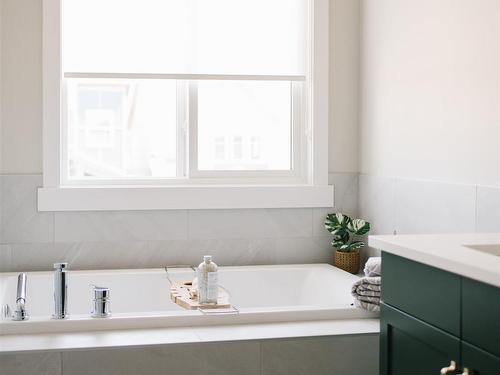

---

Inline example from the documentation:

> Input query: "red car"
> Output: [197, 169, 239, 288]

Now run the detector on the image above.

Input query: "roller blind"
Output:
[62, 0, 308, 77]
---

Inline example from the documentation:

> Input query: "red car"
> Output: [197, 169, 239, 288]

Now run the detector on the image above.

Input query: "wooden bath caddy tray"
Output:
[170, 281, 231, 310]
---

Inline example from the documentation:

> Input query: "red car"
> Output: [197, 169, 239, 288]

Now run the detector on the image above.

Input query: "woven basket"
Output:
[334, 250, 360, 274]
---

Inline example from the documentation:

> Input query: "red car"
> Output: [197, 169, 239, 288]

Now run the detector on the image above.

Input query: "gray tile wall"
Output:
[359, 174, 500, 255]
[0, 173, 359, 272]
[2, 173, 499, 271]
[0, 334, 379, 375]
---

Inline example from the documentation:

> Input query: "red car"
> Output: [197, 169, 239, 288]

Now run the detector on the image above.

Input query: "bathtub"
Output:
[0, 264, 377, 336]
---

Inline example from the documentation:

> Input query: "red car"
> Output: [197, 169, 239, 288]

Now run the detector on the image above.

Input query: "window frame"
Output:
[39, 0, 332, 211]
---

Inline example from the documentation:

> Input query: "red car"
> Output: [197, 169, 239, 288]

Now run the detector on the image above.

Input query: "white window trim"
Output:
[39, 0, 332, 211]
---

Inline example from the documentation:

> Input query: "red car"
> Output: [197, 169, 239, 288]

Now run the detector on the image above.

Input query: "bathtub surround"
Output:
[0, 173, 358, 272]
[358, 174, 500, 257]
[2, 173, 499, 272]
[2, 265, 375, 336]
[359, 175, 496, 234]
[0, 332, 379, 375]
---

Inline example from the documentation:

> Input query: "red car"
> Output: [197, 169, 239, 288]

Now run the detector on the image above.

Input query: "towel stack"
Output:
[351, 257, 382, 312]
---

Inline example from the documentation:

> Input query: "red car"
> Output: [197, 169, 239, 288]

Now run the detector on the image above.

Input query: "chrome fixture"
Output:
[53, 262, 68, 319]
[1, 304, 11, 319]
[91, 286, 111, 318]
[12, 273, 29, 321]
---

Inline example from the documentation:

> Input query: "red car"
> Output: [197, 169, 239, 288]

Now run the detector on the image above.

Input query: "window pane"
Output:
[197, 81, 292, 171]
[66, 79, 177, 179]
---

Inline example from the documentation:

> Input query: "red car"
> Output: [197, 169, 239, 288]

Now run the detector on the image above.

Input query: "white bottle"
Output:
[197, 255, 218, 304]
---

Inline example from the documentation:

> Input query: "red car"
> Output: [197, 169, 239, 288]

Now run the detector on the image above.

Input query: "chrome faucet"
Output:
[91, 286, 111, 318]
[53, 262, 68, 319]
[12, 273, 29, 321]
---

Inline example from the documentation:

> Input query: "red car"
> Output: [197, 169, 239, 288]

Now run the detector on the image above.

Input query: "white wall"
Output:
[0, 0, 361, 175]
[330, 0, 360, 173]
[359, 0, 500, 238]
[1, 0, 42, 174]
[360, 0, 500, 187]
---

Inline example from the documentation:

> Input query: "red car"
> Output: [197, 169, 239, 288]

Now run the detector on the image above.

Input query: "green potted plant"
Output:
[324, 213, 371, 274]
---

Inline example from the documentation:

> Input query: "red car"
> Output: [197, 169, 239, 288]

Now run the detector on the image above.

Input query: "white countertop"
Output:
[369, 233, 500, 288]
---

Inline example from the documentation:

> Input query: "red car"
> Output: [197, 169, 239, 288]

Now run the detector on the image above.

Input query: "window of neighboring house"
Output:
[40, 0, 332, 210]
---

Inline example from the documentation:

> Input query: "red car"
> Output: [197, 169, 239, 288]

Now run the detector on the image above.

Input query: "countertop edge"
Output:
[369, 235, 500, 288]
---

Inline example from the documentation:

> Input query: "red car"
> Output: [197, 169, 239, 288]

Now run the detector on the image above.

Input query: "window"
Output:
[40, 0, 332, 210]
[67, 79, 178, 179]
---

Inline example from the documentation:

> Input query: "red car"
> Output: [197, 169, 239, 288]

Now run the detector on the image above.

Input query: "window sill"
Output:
[37, 185, 334, 211]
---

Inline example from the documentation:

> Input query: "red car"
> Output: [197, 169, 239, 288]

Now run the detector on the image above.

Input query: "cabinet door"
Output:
[462, 342, 500, 375]
[381, 303, 460, 375]
[462, 277, 500, 357]
[382, 252, 461, 336]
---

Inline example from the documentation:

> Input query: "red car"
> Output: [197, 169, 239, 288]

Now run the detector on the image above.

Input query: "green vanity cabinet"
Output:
[381, 252, 500, 375]
[462, 278, 500, 358]
[382, 252, 461, 336]
[462, 342, 500, 375]
[380, 303, 460, 375]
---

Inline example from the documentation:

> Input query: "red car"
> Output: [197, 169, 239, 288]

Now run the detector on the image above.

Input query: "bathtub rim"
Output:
[0, 263, 376, 336]
[0, 318, 380, 354]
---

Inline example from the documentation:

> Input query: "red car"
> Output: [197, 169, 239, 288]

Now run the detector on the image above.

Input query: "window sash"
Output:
[60, 76, 306, 186]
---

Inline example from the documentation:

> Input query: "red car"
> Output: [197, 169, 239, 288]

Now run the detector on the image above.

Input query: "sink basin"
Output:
[464, 244, 500, 256]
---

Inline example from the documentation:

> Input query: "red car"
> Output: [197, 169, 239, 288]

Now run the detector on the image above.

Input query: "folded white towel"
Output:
[351, 276, 381, 296]
[364, 257, 382, 277]
[354, 299, 380, 312]
[351, 276, 381, 312]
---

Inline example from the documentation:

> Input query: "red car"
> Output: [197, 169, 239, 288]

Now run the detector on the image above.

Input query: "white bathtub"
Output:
[0, 264, 377, 335]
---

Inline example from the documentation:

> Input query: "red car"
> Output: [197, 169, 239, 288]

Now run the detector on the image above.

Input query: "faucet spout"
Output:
[12, 273, 29, 321]
[53, 262, 68, 319]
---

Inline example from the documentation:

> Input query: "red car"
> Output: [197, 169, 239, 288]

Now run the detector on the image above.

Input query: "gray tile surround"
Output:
[0, 352, 62, 375]
[188, 208, 313, 240]
[0, 237, 334, 272]
[1, 175, 54, 244]
[359, 174, 500, 236]
[0, 335, 379, 375]
[0, 173, 357, 271]
[262, 335, 379, 375]
[476, 186, 500, 232]
[2, 173, 499, 272]
[62, 341, 261, 375]
[394, 178, 476, 234]
[55, 210, 188, 242]
[358, 175, 396, 235]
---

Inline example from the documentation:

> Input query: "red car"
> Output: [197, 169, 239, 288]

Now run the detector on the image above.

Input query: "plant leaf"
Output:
[331, 231, 349, 248]
[347, 219, 371, 235]
[324, 213, 352, 234]
[339, 244, 351, 252]
[327, 227, 348, 237]
[348, 241, 366, 250]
